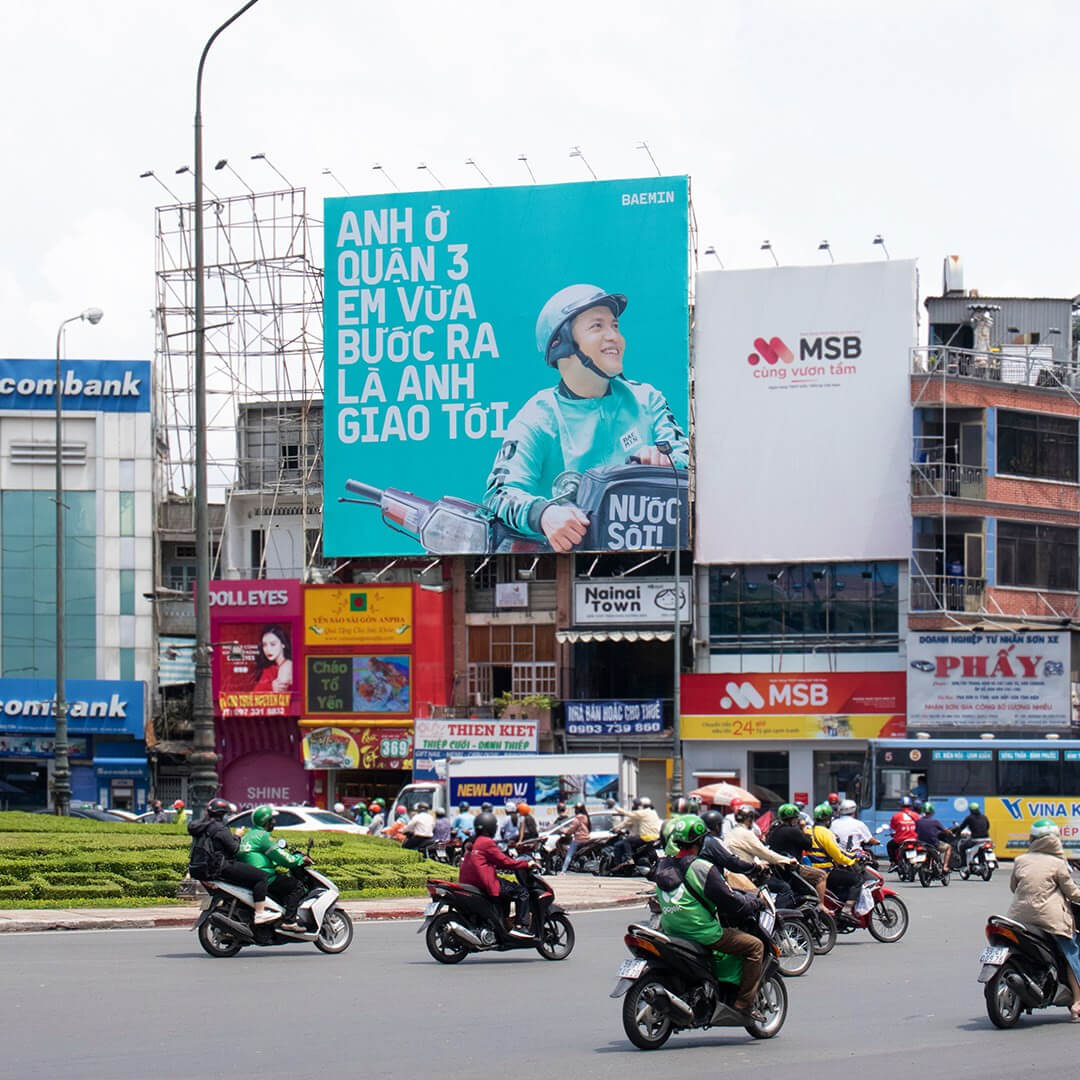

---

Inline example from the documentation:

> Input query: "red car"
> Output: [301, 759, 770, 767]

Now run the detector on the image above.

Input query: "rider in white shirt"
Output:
[830, 799, 873, 853]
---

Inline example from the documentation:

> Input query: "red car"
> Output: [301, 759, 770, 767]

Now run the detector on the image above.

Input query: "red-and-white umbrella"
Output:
[688, 782, 761, 809]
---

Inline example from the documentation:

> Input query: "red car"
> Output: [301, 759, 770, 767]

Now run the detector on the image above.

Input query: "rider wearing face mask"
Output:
[236, 805, 307, 931]
[458, 812, 534, 939]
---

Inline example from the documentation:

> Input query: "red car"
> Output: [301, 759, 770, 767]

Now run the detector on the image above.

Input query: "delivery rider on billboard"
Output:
[482, 284, 688, 552]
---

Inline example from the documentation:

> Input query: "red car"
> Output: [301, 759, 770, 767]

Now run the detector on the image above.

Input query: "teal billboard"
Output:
[323, 177, 689, 556]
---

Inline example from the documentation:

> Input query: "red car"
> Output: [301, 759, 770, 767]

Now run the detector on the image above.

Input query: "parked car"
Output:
[33, 803, 132, 822]
[135, 809, 185, 824]
[106, 809, 140, 822]
[227, 805, 367, 834]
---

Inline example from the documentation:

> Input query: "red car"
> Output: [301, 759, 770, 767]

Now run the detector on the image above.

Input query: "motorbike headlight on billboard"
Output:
[323, 178, 690, 557]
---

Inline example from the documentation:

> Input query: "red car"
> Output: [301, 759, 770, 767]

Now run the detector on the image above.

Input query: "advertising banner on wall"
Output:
[0, 360, 151, 413]
[694, 261, 917, 563]
[574, 578, 689, 625]
[984, 789, 1080, 853]
[305, 654, 411, 716]
[304, 585, 412, 646]
[681, 672, 906, 740]
[209, 581, 302, 717]
[412, 718, 538, 779]
[907, 631, 1071, 729]
[301, 725, 413, 771]
[323, 177, 690, 557]
[565, 700, 664, 735]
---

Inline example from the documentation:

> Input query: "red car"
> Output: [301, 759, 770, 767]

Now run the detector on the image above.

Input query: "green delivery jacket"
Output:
[483, 376, 688, 540]
[237, 828, 304, 880]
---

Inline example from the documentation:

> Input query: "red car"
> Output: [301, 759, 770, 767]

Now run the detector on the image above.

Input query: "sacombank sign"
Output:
[0, 678, 145, 736]
[0, 360, 151, 412]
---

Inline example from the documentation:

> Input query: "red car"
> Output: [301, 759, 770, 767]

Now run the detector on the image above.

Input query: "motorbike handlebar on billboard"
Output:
[323, 177, 690, 557]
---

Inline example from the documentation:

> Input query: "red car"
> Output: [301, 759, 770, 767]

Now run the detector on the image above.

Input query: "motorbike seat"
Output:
[449, 882, 484, 896]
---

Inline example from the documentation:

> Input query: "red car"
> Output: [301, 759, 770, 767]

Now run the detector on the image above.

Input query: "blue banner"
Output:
[449, 776, 535, 806]
[565, 699, 664, 736]
[0, 360, 151, 412]
[0, 679, 144, 735]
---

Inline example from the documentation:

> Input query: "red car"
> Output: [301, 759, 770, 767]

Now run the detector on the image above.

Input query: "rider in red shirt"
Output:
[458, 812, 534, 938]
[887, 796, 919, 868]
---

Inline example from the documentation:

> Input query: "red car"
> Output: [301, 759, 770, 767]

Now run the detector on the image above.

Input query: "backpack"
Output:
[188, 824, 226, 880]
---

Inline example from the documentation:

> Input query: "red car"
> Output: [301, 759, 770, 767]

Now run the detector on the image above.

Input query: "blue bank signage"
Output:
[0, 360, 151, 412]
[0, 679, 145, 735]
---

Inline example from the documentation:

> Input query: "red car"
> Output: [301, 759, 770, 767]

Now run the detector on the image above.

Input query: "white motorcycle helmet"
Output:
[333, 802, 345, 815]
[838, 799, 857, 817]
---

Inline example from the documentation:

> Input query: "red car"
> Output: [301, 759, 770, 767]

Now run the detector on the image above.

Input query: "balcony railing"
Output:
[910, 574, 985, 613]
[911, 461, 987, 500]
[911, 346, 1079, 390]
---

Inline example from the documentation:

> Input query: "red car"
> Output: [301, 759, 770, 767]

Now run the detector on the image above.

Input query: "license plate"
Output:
[423, 902, 438, 916]
[617, 958, 648, 979]
[986, 858, 998, 867]
[436, 848, 447, 857]
[910, 854, 926, 863]
[759, 910, 775, 935]
[905, 850, 918, 860]
[979, 946, 1008, 965]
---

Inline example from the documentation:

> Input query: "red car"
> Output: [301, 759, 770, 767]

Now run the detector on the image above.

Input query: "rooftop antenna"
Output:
[417, 162, 445, 188]
[249, 153, 293, 187]
[569, 146, 597, 179]
[517, 154, 536, 183]
[465, 158, 492, 186]
[139, 170, 181, 202]
[372, 163, 400, 191]
[321, 168, 349, 195]
[761, 240, 779, 267]
[635, 140, 662, 176]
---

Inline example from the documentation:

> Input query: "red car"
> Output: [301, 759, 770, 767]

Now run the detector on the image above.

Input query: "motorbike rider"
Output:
[451, 802, 475, 842]
[886, 795, 919, 869]
[458, 811, 534, 939]
[955, 800, 991, 865]
[830, 799, 874, 854]
[148, 799, 168, 823]
[499, 805, 521, 846]
[432, 807, 453, 846]
[516, 802, 540, 844]
[915, 803, 953, 872]
[611, 796, 663, 868]
[403, 802, 436, 852]
[188, 797, 281, 925]
[808, 803, 861, 914]
[724, 807, 798, 906]
[482, 284, 689, 552]
[173, 799, 188, 827]
[558, 802, 592, 873]
[236, 805, 308, 931]
[366, 799, 386, 835]
[765, 803, 828, 908]
[722, 798, 761, 840]
[654, 815, 766, 1023]
[1007, 818, 1080, 1020]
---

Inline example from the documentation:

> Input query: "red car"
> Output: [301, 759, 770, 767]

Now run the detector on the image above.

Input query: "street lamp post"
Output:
[189, 0, 262, 821]
[657, 442, 685, 802]
[54, 308, 103, 815]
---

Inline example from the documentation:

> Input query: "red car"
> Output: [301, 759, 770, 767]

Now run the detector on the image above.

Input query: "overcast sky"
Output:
[3, 0, 1078, 361]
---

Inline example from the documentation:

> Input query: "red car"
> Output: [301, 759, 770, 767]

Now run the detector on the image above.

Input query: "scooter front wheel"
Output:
[536, 912, 575, 960]
[314, 908, 354, 954]
[745, 971, 788, 1039]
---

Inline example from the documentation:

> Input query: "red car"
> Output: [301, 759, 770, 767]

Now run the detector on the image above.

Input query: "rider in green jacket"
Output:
[483, 284, 688, 551]
[238, 805, 307, 931]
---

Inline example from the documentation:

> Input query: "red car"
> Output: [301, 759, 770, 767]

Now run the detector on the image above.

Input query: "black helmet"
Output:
[672, 796, 689, 814]
[631, 797, 642, 810]
[701, 810, 724, 835]
[481, 802, 494, 813]
[206, 797, 232, 819]
[605, 798, 617, 809]
[474, 812, 498, 838]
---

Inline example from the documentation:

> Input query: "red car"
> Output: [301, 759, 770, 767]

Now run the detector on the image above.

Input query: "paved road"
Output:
[2, 872, 1079, 1078]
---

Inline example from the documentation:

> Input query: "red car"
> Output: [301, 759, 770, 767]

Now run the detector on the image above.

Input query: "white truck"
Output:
[391, 752, 628, 828]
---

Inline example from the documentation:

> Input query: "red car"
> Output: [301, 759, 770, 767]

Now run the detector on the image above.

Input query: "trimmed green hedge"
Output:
[0, 811, 454, 906]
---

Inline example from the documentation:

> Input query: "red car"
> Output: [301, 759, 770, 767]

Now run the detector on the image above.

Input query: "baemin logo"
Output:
[719, 682, 766, 710]
[747, 337, 794, 366]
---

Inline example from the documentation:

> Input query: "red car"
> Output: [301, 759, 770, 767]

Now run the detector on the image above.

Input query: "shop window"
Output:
[997, 410, 1078, 482]
[997, 522, 1078, 591]
[467, 623, 556, 703]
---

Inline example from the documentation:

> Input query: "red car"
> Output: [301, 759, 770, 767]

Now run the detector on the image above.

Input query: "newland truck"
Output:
[391, 753, 628, 828]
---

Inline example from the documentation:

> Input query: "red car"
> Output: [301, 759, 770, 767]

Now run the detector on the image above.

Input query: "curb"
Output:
[0, 892, 650, 934]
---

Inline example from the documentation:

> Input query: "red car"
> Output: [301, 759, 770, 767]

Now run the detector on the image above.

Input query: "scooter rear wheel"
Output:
[197, 917, 243, 958]
[425, 912, 470, 964]
[777, 918, 814, 977]
[981, 865, 994, 882]
[867, 895, 908, 942]
[810, 912, 837, 955]
[985, 967, 1023, 1028]
[622, 977, 674, 1050]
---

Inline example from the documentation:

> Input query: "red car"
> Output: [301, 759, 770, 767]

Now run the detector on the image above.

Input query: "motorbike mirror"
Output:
[277, 838, 287, 848]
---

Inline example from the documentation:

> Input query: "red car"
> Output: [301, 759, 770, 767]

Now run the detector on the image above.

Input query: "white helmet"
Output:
[838, 799, 857, 817]
[1030, 817, 1060, 839]
[639, 796, 652, 808]
[333, 802, 345, 814]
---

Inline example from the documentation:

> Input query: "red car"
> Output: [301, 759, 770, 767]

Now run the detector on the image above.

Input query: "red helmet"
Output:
[729, 798, 744, 812]
[827, 792, 839, 805]
[173, 799, 185, 810]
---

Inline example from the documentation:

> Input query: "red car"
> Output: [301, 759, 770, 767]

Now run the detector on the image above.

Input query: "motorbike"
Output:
[341, 461, 688, 554]
[772, 863, 838, 955]
[894, 838, 928, 883]
[425, 836, 464, 866]
[539, 827, 615, 875]
[612, 886, 788, 1048]
[421, 864, 574, 962]
[822, 854, 909, 943]
[596, 832, 661, 878]
[979, 908, 1080, 1027]
[958, 833, 998, 882]
[192, 841, 353, 958]
[916, 842, 951, 888]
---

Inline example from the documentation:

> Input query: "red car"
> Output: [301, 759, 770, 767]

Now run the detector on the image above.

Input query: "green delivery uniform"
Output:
[237, 827, 304, 880]
[483, 377, 688, 540]
[656, 855, 742, 982]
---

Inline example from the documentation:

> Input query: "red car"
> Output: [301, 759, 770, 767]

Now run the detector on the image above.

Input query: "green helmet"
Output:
[670, 814, 707, 848]
[777, 803, 799, 822]
[813, 802, 833, 822]
[1030, 817, 1060, 839]
[252, 805, 276, 829]
[923, 802, 935, 815]
[535, 284, 627, 372]
[969, 801, 981, 813]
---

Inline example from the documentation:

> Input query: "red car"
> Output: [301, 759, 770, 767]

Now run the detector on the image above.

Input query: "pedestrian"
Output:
[148, 800, 168, 824]
[172, 799, 187, 827]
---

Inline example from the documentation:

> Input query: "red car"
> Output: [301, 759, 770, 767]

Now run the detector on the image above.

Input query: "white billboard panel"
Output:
[694, 261, 917, 563]
[907, 631, 1071, 729]
[574, 578, 690, 625]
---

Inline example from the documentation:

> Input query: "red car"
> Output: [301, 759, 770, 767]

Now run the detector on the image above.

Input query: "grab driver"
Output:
[483, 284, 688, 551]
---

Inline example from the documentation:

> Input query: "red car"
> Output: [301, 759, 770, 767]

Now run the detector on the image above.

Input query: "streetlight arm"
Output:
[195, 0, 262, 117]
